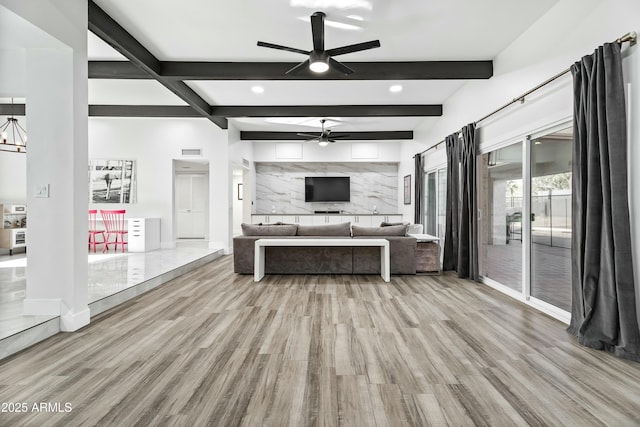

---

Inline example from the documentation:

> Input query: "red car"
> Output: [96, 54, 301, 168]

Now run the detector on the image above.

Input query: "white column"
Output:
[23, 44, 89, 330]
[209, 130, 232, 253]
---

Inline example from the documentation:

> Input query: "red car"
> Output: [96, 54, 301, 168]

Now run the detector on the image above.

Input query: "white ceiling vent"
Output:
[242, 158, 250, 168]
[181, 148, 202, 157]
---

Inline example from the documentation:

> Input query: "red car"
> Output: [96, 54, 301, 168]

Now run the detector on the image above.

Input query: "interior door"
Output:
[176, 174, 207, 238]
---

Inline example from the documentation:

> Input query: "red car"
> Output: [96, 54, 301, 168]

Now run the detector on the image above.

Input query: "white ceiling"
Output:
[88, 0, 560, 133]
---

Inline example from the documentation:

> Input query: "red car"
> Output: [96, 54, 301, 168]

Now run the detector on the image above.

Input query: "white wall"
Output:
[1, 0, 91, 330]
[252, 140, 403, 216]
[253, 140, 402, 163]
[89, 117, 228, 248]
[401, 0, 640, 320]
[232, 173, 243, 236]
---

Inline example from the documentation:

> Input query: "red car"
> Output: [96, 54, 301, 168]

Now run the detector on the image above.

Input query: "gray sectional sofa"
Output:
[233, 222, 417, 275]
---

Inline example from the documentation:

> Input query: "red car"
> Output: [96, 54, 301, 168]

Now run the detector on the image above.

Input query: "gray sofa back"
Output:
[233, 222, 416, 275]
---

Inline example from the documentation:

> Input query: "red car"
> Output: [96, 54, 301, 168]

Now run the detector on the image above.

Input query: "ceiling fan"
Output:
[298, 119, 349, 147]
[257, 11, 380, 75]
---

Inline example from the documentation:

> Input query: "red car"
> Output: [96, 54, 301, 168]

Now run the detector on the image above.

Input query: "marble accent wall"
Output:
[255, 163, 399, 214]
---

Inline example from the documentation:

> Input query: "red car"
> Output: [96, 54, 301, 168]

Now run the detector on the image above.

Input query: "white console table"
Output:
[254, 238, 390, 282]
[128, 218, 161, 252]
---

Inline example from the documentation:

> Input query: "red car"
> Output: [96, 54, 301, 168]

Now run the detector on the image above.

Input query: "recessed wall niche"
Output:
[255, 162, 398, 214]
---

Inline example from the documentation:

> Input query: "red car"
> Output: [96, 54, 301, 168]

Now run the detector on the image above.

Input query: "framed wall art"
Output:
[404, 174, 411, 205]
[89, 159, 137, 204]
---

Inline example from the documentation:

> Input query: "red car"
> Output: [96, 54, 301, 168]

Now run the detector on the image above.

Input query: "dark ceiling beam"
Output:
[211, 105, 442, 117]
[89, 61, 149, 79]
[87, 1, 227, 129]
[0, 104, 26, 115]
[241, 131, 413, 141]
[89, 60, 493, 80]
[7, 103, 438, 119]
[89, 105, 202, 118]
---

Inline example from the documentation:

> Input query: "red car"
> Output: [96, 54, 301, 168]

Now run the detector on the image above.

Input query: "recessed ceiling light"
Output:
[389, 84, 403, 93]
[251, 86, 264, 94]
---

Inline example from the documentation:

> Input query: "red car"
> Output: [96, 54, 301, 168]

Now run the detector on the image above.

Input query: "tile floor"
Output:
[0, 240, 223, 341]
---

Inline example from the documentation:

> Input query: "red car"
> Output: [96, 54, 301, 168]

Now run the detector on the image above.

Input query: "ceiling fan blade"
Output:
[326, 40, 381, 56]
[305, 138, 320, 143]
[257, 41, 309, 55]
[328, 58, 354, 75]
[328, 140, 337, 143]
[297, 133, 320, 138]
[311, 12, 325, 51]
[286, 59, 310, 75]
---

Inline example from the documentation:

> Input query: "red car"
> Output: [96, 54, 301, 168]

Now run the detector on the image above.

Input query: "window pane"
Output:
[425, 172, 436, 235]
[437, 168, 447, 239]
[530, 127, 572, 311]
[478, 143, 523, 291]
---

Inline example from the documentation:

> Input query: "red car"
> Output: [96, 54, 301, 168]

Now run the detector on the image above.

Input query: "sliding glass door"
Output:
[477, 124, 572, 315]
[530, 127, 572, 311]
[478, 142, 523, 292]
[424, 167, 446, 239]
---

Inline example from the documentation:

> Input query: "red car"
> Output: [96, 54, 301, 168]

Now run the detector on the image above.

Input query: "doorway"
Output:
[174, 160, 209, 239]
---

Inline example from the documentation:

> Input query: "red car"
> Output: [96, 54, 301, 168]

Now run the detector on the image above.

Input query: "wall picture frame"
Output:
[89, 159, 137, 204]
[404, 174, 411, 205]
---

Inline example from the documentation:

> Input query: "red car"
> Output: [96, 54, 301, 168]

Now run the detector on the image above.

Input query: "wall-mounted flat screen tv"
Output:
[305, 177, 350, 202]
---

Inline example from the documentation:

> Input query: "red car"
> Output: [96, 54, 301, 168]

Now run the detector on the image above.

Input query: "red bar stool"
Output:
[100, 209, 128, 252]
[88, 209, 105, 253]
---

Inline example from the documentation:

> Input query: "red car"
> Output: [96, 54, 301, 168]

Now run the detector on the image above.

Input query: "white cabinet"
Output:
[128, 218, 161, 252]
[251, 215, 283, 224]
[280, 215, 314, 225]
[311, 215, 347, 225]
[376, 215, 403, 224]
[347, 215, 373, 226]
[251, 214, 403, 226]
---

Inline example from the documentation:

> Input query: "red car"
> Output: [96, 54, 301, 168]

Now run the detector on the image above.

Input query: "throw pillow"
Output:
[352, 224, 408, 236]
[380, 221, 410, 227]
[296, 222, 351, 236]
[406, 224, 424, 234]
[241, 223, 297, 236]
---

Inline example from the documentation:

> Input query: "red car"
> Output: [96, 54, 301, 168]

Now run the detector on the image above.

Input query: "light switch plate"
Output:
[35, 184, 49, 198]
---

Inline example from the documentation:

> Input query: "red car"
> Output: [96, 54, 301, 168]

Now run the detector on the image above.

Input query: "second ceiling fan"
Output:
[257, 11, 380, 75]
[298, 119, 349, 146]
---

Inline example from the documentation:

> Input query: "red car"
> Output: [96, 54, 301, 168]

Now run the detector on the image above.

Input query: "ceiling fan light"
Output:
[318, 140, 329, 147]
[309, 60, 329, 73]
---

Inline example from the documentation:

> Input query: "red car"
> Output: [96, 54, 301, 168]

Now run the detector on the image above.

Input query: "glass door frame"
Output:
[423, 162, 447, 240]
[477, 120, 572, 324]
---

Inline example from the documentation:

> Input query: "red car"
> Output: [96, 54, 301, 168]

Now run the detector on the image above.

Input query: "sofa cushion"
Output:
[241, 223, 297, 236]
[352, 224, 407, 236]
[296, 222, 351, 236]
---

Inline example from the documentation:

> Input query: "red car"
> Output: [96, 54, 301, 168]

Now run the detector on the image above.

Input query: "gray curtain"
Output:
[568, 42, 640, 361]
[414, 154, 424, 224]
[458, 124, 478, 280]
[443, 132, 459, 272]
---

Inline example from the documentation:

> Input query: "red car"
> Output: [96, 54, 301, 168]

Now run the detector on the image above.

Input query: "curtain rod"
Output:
[415, 31, 637, 158]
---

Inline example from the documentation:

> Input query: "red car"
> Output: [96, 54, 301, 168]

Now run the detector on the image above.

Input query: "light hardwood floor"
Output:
[1, 255, 640, 426]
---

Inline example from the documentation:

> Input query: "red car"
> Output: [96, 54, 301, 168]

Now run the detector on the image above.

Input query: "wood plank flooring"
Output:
[1, 255, 640, 426]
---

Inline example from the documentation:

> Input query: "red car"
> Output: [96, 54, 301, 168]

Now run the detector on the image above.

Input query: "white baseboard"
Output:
[60, 307, 90, 331]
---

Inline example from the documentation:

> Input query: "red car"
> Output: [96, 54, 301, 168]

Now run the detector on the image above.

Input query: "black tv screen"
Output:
[305, 177, 350, 202]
